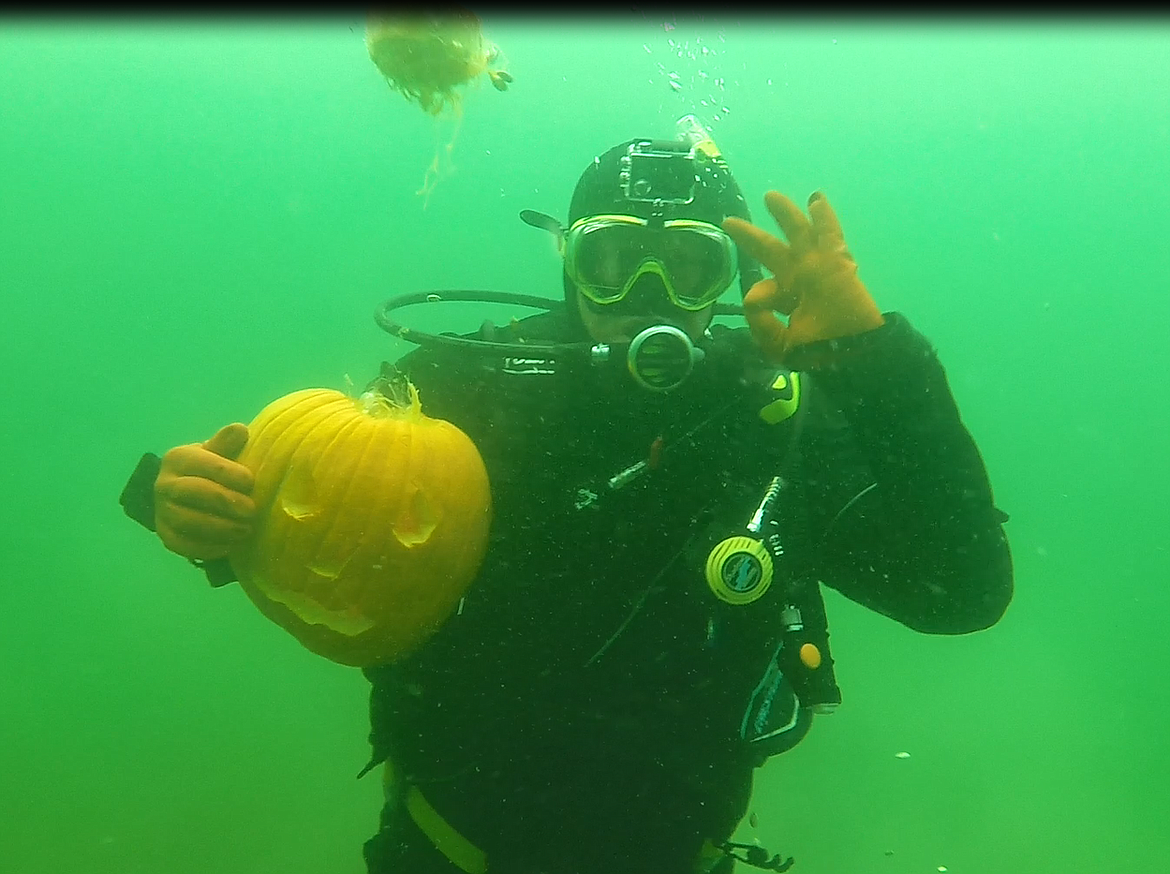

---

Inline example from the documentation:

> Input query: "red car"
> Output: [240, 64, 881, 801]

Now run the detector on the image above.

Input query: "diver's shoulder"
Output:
[390, 308, 574, 364]
[381, 306, 578, 400]
[488, 308, 579, 344]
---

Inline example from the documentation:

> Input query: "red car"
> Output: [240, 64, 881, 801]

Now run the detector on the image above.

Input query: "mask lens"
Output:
[659, 227, 733, 307]
[567, 217, 735, 309]
[571, 223, 648, 302]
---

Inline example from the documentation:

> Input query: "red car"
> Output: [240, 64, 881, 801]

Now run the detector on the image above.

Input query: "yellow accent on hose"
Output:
[759, 371, 801, 425]
[405, 785, 489, 874]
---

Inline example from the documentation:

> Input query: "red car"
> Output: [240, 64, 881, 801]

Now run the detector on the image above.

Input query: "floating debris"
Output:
[366, 13, 510, 117]
[894, 751, 911, 759]
[365, 13, 511, 201]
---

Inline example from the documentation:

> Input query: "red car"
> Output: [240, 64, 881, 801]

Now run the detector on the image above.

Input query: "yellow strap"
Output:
[759, 371, 801, 425]
[405, 785, 489, 874]
[695, 839, 727, 873]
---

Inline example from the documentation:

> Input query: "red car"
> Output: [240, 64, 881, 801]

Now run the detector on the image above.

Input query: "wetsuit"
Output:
[118, 307, 1011, 873]
[353, 310, 1013, 874]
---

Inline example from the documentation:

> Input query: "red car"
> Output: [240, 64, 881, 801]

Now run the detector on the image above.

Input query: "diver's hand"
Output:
[155, 424, 255, 561]
[723, 191, 884, 364]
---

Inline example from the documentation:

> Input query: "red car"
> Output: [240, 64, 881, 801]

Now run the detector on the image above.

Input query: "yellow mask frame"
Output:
[563, 214, 738, 312]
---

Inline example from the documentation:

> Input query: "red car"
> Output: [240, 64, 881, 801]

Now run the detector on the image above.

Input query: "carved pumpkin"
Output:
[228, 383, 491, 666]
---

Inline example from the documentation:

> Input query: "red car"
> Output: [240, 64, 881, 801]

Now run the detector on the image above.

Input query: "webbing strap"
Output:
[405, 785, 488, 874]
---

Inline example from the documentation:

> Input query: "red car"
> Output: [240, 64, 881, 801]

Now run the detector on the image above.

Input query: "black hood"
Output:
[560, 137, 761, 335]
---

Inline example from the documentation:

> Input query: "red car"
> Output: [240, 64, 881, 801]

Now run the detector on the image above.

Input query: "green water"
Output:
[1, 15, 1167, 874]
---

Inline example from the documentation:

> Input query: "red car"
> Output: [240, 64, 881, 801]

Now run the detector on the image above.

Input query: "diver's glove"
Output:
[723, 191, 884, 365]
[155, 423, 256, 561]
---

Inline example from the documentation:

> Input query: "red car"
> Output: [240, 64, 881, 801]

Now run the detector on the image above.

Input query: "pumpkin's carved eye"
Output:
[230, 385, 491, 666]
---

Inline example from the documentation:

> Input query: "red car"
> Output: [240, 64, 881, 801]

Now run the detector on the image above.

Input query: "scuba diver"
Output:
[120, 121, 1013, 873]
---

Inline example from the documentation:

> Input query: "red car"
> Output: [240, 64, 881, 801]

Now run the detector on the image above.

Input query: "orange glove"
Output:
[723, 191, 884, 365]
[155, 423, 255, 561]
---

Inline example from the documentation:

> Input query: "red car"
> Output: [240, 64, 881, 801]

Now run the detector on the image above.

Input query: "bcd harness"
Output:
[361, 365, 842, 873]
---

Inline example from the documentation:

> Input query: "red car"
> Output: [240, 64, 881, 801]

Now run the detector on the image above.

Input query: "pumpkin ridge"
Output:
[246, 393, 352, 515]
[333, 420, 413, 620]
[238, 395, 353, 592]
[296, 408, 400, 618]
[255, 400, 350, 525]
[292, 406, 372, 577]
[390, 422, 474, 625]
[248, 390, 339, 463]
[263, 404, 372, 618]
[389, 418, 436, 549]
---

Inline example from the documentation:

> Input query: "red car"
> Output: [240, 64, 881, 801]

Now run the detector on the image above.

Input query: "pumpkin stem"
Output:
[359, 374, 423, 419]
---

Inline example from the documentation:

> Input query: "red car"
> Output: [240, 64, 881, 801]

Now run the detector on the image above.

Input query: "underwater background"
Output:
[1, 15, 1168, 874]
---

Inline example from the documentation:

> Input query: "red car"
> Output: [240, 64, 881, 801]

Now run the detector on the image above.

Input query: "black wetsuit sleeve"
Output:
[119, 451, 238, 588]
[792, 313, 1013, 634]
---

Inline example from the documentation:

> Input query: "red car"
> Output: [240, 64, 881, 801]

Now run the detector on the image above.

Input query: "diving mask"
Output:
[563, 214, 738, 312]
